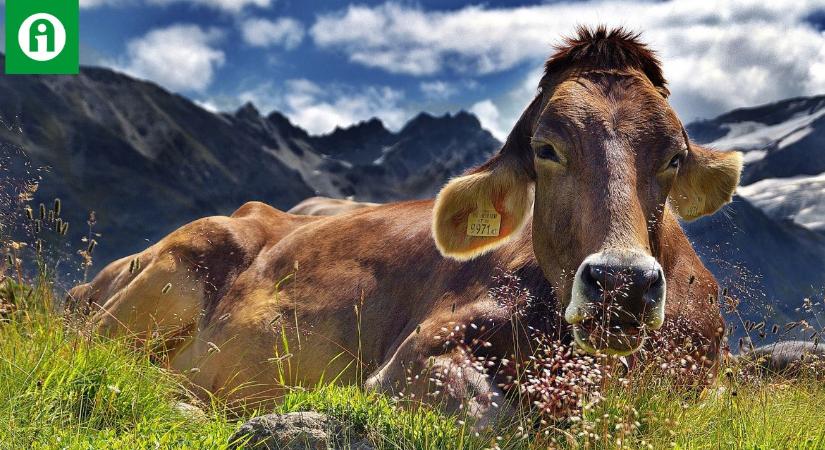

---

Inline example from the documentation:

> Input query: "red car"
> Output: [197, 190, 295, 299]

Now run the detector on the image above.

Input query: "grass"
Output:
[1, 277, 824, 449]
[0, 278, 236, 449]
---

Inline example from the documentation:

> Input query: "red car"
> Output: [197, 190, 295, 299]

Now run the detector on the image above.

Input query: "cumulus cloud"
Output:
[147, 0, 270, 13]
[79, 0, 128, 7]
[79, 0, 270, 11]
[239, 79, 409, 135]
[419, 80, 458, 99]
[240, 17, 305, 49]
[113, 24, 225, 93]
[311, 0, 825, 126]
[470, 100, 506, 140]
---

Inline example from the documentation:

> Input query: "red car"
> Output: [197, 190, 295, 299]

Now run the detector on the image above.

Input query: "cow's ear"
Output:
[670, 144, 743, 221]
[432, 156, 533, 261]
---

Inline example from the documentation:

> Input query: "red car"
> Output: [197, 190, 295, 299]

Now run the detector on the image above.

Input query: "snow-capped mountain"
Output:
[685, 95, 825, 342]
[687, 95, 825, 232]
[1, 54, 822, 343]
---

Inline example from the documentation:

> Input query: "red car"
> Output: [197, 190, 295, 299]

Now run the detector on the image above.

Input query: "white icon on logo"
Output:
[18, 13, 67, 62]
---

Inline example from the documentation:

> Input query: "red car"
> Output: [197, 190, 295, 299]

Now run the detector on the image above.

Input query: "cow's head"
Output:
[432, 27, 742, 355]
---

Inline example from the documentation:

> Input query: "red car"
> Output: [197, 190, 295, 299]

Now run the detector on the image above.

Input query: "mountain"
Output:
[0, 58, 499, 270]
[684, 197, 825, 333]
[685, 95, 825, 341]
[687, 95, 825, 232]
[1, 57, 822, 343]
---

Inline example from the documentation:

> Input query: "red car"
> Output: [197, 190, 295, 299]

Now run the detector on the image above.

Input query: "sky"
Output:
[5, 0, 825, 139]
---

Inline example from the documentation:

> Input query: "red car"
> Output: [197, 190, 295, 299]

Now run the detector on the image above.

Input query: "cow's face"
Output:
[432, 69, 742, 356]
[531, 73, 698, 354]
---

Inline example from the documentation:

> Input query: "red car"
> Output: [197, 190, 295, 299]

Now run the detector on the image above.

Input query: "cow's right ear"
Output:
[432, 156, 533, 261]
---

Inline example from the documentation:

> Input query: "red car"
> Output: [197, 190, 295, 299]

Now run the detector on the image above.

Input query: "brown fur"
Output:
[68, 27, 741, 423]
[287, 196, 380, 216]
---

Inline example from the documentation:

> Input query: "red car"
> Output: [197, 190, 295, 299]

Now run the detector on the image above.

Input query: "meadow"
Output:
[1, 271, 824, 450]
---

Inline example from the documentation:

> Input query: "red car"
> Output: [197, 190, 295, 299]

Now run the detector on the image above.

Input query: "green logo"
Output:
[5, 0, 79, 74]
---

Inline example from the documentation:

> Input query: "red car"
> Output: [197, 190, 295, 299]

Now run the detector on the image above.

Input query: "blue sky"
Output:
[6, 0, 825, 138]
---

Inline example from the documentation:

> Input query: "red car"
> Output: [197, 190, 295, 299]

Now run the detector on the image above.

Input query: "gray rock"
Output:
[228, 411, 374, 450]
[740, 340, 825, 374]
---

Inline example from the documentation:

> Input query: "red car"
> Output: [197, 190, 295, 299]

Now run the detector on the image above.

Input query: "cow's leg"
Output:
[365, 332, 514, 429]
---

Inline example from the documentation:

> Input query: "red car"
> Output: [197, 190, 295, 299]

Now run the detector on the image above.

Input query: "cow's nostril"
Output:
[583, 262, 601, 287]
[642, 268, 662, 288]
[576, 254, 665, 301]
[586, 263, 602, 284]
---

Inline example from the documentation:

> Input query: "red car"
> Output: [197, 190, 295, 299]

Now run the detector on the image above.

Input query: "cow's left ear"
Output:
[432, 156, 533, 261]
[670, 144, 743, 221]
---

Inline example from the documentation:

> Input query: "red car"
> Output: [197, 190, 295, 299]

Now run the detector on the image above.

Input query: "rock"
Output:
[228, 411, 374, 450]
[174, 401, 207, 422]
[740, 340, 825, 375]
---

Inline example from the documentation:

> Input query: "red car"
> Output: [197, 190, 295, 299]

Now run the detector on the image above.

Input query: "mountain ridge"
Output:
[0, 57, 500, 270]
[2, 58, 824, 342]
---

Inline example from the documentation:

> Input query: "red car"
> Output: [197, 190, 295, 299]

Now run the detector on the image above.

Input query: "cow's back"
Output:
[67, 201, 320, 335]
[288, 196, 380, 216]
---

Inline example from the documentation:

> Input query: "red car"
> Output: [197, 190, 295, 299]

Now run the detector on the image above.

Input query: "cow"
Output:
[287, 196, 380, 216]
[67, 27, 742, 424]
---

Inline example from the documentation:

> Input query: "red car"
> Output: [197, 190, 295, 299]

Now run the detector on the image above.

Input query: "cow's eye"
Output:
[535, 143, 560, 162]
[668, 152, 686, 169]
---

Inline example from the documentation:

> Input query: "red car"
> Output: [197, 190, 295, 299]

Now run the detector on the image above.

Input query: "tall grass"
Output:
[2, 278, 824, 450]
[0, 200, 823, 448]
[0, 279, 236, 449]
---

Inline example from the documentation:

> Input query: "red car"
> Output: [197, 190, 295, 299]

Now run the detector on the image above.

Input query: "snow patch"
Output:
[710, 107, 825, 151]
[739, 173, 825, 232]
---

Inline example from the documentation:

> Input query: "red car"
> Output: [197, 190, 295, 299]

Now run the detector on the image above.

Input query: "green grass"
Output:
[0, 279, 236, 449]
[1, 278, 824, 449]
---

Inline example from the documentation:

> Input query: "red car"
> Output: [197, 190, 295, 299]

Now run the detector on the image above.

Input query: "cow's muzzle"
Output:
[565, 250, 666, 355]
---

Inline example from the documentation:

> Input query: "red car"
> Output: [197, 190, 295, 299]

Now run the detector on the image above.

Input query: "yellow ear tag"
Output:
[466, 202, 501, 237]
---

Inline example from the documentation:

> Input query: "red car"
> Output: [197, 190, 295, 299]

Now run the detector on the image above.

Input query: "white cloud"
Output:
[470, 100, 506, 140]
[112, 24, 225, 93]
[240, 17, 304, 49]
[419, 80, 458, 99]
[238, 79, 409, 135]
[194, 99, 220, 113]
[79, 0, 127, 7]
[147, 0, 270, 13]
[79, 0, 270, 11]
[311, 1, 825, 126]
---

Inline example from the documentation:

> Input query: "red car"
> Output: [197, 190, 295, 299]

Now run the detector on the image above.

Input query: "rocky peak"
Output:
[234, 102, 263, 122]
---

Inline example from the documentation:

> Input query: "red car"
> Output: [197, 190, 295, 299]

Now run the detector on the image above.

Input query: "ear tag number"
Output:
[466, 203, 501, 237]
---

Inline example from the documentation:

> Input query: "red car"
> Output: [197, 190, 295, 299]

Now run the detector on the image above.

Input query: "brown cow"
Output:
[68, 27, 742, 424]
[287, 196, 380, 216]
